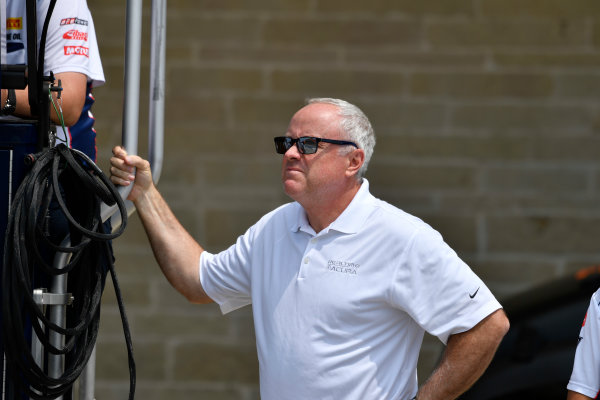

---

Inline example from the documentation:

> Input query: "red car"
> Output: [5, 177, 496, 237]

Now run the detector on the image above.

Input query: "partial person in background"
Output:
[1, 0, 104, 160]
[567, 288, 600, 400]
[110, 97, 510, 400]
[0, 1, 107, 397]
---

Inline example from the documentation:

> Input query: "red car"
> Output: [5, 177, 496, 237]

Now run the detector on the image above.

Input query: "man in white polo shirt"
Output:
[110, 98, 509, 400]
[567, 288, 600, 400]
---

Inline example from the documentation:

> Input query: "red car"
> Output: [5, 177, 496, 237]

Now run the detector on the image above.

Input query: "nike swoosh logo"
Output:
[469, 287, 480, 299]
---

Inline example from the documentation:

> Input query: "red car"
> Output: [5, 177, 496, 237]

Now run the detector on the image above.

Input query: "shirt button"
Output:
[310, 238, 317, 244]
[304, 257, 309, 264]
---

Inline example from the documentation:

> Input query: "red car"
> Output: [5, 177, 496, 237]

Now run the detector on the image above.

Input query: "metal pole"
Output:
[99, 0, 144, 229]
[103, 0, 144, 230]
[101, 0, 166, 227]
[78, 346, 96, 400]
[122, 0, 142, 156]
[46, 242, 72, 400]
[148, 0, 166, 183]
[30, 292, 45, 398]
[82, 0, 149, 398]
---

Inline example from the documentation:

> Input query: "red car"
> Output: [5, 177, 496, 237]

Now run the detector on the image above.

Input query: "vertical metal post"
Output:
[101, 0, 143, 231]
[148, 0, 166, 183]
[84, 0, 164, 397]
[122, 0, 143, 156]
[31, 293, 45, 369]
[82, 0, 167, 396]
[100, 0, 144, 229]
[78, 346, 96, 400]
[47, 245, 72, 400]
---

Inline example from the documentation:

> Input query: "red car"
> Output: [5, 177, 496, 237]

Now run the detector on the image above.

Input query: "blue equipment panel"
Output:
[0, 120, 38, 399]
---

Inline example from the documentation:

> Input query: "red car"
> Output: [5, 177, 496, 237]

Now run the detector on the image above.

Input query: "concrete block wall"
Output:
[87, 0, 600, 398]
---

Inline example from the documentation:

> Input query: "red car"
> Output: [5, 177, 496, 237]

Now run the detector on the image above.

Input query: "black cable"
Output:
[1, 144, 135, 399]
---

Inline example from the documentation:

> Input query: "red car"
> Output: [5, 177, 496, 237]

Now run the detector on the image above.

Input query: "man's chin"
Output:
[283, 180, 303, 199]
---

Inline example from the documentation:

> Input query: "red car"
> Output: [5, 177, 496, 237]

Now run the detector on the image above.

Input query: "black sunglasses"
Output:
[274, 136, 358, 155]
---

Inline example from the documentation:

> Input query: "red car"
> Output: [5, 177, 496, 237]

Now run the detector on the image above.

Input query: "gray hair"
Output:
[306, 98, 376, 178]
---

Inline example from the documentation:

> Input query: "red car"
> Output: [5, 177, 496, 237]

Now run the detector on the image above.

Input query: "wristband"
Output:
[2, 89, 16, 115]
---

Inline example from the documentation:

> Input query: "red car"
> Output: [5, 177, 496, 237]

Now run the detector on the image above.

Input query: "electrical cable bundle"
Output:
[1, 144, 135, 399]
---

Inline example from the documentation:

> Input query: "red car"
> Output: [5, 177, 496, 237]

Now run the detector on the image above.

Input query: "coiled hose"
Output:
[1, 144, 135, 399]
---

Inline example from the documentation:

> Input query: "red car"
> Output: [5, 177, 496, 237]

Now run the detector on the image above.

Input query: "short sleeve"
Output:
[389, 227, 502, 344]
[567, 290, 600, 398]
[199, 228, 254, 314]
[41, 0, 105, 86]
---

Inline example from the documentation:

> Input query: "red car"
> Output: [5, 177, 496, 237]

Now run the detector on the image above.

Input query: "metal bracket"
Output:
[33, 288, 74, 306]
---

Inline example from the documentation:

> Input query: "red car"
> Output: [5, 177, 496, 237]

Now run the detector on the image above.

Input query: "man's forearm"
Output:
[567, 390, 595, 400]
[109, 145, 213, 304]
[135, 184, 212, 304]
[417, 309, 509, 400]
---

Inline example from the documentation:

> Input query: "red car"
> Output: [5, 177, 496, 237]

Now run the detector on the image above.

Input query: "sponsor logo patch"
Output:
[63, 30, 88, 41]
[64, 45, 89, 57]
[6, 33, 22, 41]
[7, 18, 22, 30]
[60, 17, 88, 26]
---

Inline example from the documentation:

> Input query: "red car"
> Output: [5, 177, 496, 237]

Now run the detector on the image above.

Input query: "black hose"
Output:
[1, 144, 135, 399]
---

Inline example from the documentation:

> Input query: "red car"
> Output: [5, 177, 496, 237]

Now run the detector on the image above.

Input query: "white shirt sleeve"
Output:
[567, 290, 600, 398]
[390, 227, 502, 344]
[40, 0, 105, 86]
[199, 228, 254, 314]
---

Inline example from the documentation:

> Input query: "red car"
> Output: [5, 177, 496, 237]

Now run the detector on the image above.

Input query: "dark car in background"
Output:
[460, 265, 600, 399]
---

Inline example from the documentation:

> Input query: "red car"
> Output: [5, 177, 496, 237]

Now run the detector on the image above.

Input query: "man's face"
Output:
[280, 103, 352, 205]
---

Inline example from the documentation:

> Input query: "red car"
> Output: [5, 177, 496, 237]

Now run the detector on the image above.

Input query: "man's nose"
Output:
[284, 142, 302, 158]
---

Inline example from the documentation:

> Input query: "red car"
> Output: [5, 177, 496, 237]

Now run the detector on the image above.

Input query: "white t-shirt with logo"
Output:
[5, 0, 104, 86]
[4, 0, 104, 159]
[200, 179, 502, 400]
[568, 289, 600, 398]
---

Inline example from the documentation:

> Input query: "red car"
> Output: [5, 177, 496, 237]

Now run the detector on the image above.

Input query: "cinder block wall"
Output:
[88, 1, 600, 398]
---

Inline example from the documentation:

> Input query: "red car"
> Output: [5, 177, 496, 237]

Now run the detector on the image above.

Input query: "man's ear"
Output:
[346, 148, 365, 178]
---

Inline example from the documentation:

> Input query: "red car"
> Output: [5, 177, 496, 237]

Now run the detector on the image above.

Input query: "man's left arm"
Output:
[416, 309, 509, 400]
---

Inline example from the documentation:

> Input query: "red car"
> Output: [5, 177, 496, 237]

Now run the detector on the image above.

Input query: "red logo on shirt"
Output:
[60, 17, 88, 26]
[64, 46, 89, 57]
[63, 30, 88, 41]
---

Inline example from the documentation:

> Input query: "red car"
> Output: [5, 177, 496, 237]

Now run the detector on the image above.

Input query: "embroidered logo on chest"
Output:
[327, 260, 360, 275]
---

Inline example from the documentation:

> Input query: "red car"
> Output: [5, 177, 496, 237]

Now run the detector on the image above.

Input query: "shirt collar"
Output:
[290, 179, 374, 236]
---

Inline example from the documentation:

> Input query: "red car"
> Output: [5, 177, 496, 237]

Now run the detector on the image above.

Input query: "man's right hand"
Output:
[109, 146, 212, 304]
[110, 146, 154, 203]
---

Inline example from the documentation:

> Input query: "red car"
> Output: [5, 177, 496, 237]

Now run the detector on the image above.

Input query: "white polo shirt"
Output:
[200, 179, 501, 400]
[568, 289, 600, 398]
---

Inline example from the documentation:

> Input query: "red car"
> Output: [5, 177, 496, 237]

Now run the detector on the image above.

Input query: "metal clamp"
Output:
[33, 288, 74, 306]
